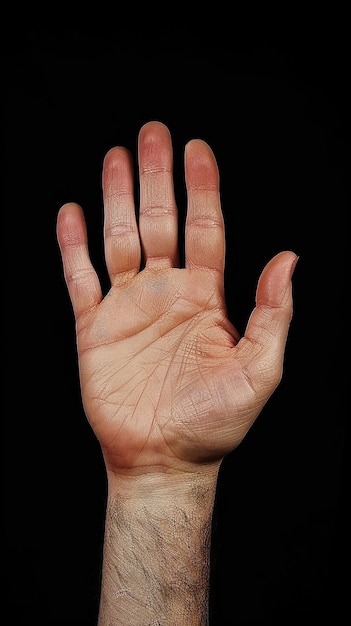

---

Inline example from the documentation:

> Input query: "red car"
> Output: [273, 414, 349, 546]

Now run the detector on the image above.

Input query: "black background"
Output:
[4, 12, 349, 625]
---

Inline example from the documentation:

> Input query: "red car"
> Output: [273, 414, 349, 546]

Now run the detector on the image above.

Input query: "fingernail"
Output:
[290, 255, 299, 279]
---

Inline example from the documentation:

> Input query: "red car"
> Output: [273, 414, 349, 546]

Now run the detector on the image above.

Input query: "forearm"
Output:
[97, 468, 219, 626]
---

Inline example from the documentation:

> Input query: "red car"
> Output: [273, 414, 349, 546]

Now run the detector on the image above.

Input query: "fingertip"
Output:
[256, 250, 299, 306]
[56, 202, 87, 246]
[185, 139, 219, 188]
[58, 200, 82, 215]
[138, 120, 172, 144]
[268, 250, 299, 274]
[138, 121, 173, 172]
[103, 146, 132, 168]
[57, 201, 82, 225]
[185, 138, 217, 162]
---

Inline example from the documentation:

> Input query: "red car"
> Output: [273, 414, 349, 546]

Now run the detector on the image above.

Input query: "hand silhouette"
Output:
[57, 121, 297, 476]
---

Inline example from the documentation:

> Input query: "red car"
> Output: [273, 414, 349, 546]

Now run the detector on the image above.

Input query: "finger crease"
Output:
[140, 205, 175, 216]
[187, 217, 222, 228]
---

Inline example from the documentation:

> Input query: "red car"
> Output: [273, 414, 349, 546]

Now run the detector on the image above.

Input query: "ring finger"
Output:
[102, 146, 141, 285]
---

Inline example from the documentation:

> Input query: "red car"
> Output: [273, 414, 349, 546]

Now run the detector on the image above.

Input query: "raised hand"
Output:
[56, 121, 297, 476]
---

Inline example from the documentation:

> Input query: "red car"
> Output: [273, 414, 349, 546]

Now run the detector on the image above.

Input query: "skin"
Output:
[57, 121, 297, 625]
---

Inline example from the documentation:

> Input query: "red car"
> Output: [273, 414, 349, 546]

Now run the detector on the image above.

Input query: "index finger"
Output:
[184, 139, 225, 275]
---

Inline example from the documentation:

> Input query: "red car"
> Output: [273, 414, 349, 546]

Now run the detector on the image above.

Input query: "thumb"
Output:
[238, 250, 298, 393]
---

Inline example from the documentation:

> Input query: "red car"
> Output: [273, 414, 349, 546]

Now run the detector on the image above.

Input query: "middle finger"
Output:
[138, 121, 179, 269]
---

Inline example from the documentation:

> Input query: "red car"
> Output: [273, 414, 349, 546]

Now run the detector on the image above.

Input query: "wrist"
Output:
[104, 461, 221, 506]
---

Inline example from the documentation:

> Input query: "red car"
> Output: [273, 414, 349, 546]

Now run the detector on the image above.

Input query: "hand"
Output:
[57, 121, 297, 476]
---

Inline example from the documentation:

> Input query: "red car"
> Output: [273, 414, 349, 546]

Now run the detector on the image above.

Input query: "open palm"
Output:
[57, 121, 296, 474]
